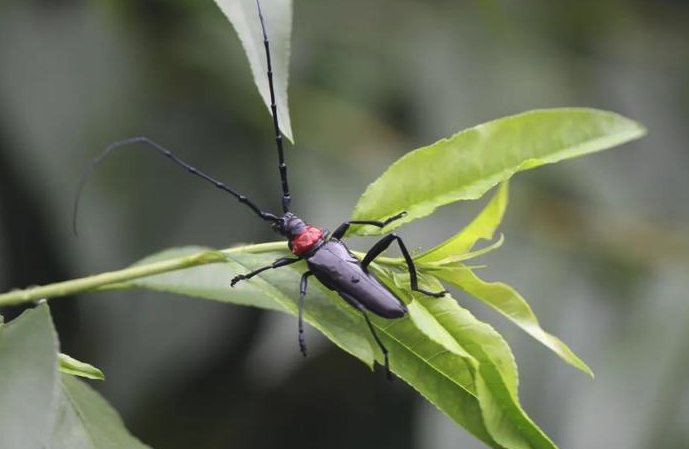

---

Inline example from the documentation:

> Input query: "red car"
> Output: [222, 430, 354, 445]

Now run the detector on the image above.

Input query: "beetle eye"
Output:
[271, 220, 285, 235]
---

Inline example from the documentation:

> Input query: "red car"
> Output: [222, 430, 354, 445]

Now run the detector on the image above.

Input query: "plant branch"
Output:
[0, 242, 279, 307]
[0, 240, 409, 308]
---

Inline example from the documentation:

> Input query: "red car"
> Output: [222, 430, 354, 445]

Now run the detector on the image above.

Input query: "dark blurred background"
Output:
[1, 0, 688, 448]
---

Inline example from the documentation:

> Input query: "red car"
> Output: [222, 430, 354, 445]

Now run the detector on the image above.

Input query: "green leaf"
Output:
[0, 303, 59, 449]
[416, 182, 508, 263]
[414, 190, 589, 376]
[214, 0, 294, 141]
[47, 374, 151, 449]
[436, 266, 593, 376]
[0, 305, 148, 449]
[131, 248, 494, 445]
[129, 246, 559, 448]
[58, 353, 105, 381]
[130, 246, 286, 312]
[370, 302, 498, 447]
[352, 108, 646, 234]
[130, 247, 377, 367]
[389, 274, 557, 449]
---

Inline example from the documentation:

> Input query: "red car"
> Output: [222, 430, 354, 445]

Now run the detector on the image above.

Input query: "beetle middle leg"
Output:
[230, 257, 300, 287]
[330, 211, 407, 240]
[362, 234, 447, 298]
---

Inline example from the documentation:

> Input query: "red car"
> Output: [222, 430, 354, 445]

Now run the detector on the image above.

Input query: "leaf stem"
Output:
[0, 242, 282, 307]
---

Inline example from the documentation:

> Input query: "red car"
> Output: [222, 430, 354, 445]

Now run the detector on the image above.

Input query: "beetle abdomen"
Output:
[306, 241, 408, 319]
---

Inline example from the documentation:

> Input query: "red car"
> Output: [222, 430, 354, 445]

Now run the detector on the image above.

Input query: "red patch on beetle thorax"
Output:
[290, 226, 324, 256]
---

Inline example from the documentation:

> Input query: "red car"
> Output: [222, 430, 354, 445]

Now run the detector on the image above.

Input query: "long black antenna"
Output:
[256, 0, 291, 214]
[73, 137, 279, 235]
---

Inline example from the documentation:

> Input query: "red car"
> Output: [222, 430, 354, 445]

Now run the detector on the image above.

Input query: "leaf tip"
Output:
[59, 353, 106, 381]
[566, 352, 594, 378]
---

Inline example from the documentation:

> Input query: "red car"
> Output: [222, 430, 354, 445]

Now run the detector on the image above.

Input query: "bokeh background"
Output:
[1, 0, 688, 448]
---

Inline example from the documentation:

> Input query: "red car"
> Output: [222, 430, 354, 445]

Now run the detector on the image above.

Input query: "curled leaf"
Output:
[58, 354, 105, 381]
[416, 182, 508, 263]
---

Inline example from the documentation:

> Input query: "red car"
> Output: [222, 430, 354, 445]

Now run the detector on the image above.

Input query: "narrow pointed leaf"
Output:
[214, 0, 294, 141]
[352, 108, 646, 234]
[416, 182, 508, 263]
[369, 307, 499, 447]
[385, 271, 557, 448]
[437, 266, 593, 376]
[394, 275, 557, 449]
[47, 374, 151, 449]
[58, 354, 105, 381]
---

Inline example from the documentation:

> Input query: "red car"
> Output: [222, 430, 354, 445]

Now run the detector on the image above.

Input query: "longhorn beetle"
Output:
[75, 0, 446, 379]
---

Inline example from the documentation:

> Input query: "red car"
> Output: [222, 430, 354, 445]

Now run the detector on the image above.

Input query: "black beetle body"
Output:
[229, 210, 446, 379]
[307, 240, 408, 319]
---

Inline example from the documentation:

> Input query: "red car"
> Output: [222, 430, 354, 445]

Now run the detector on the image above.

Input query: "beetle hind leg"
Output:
[340, 292, 393, 380]
[359, 306, 392, 381]
[361, 233, 447, 298]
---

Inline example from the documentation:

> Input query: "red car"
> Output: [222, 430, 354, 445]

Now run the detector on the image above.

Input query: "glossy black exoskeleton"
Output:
[75, 0, 446, 379]
[229, 210, 446, 378]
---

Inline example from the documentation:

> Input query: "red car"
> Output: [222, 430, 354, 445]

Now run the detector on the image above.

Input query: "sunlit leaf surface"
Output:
[352, 108, 646, 234]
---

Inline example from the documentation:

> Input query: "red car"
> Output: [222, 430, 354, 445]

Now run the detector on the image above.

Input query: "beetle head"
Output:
[272, 212, 307, 238]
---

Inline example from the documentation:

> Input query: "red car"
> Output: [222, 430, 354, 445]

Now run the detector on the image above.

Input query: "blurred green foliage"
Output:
[0, 1, 688, 448]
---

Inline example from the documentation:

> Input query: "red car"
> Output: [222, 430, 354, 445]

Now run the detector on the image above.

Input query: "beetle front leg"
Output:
[230, 257, 300, 287]
[298, 271, 312, 357]
[361, 234, 447, 298]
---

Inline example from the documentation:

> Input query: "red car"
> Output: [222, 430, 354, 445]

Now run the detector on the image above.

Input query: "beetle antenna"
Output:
[72, 136, 279, 235]
[256, 0, 291, 214]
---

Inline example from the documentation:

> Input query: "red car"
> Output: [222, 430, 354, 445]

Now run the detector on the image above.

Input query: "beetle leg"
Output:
[230, 257, 300, 287]
[362, 234, 447, 298]
[298, 271, 313, 357]
[346, 298, 392, 381]
[331, 211, 407, 240]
